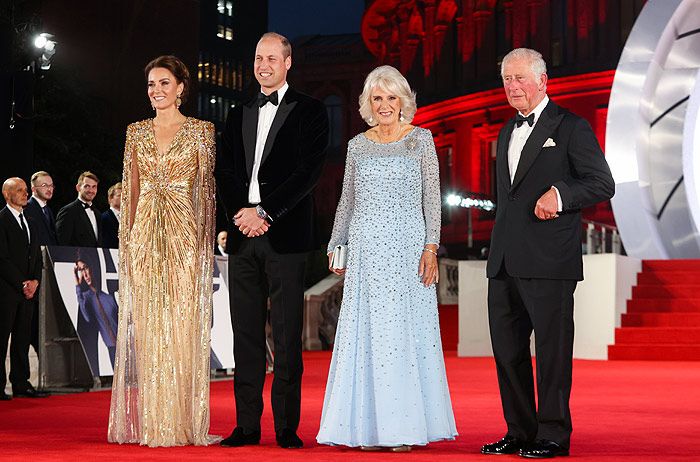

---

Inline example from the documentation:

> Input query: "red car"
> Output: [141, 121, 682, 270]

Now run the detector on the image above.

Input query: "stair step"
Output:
[608, 344, 700, 361]
[632, 285, 700, 298]
[637, 271, 700, 285]
[614, 327, 700, 344]
[642, 259, 700, 271]
[621, 313, 700, 327]
[627, 299, 700, 313]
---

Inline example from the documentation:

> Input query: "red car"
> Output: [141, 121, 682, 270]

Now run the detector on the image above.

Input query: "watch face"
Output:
[607, 0, 700, 259]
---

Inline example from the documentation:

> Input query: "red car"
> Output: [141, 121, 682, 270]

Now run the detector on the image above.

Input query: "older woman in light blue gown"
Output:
[317, 65, 457, 452]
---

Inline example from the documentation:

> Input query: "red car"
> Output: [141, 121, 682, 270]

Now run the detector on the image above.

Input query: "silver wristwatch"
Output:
[255, 205, 268, 220]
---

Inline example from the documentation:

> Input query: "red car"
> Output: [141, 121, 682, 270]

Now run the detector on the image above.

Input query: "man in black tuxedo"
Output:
[216, 32, 328, 449]
[22, 171, 58, 354]
[0, 178, 46, 400]
[101, 182, 121, 249]
[56, 171, 103, 376]
[481, 48, 614, 458]
[56, 171, 102, 248]
[24, 171, 58, 247]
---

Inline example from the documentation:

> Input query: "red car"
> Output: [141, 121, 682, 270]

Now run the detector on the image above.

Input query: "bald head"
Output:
[2, 177, 29, 209]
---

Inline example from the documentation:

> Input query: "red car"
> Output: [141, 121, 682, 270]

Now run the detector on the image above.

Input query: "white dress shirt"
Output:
[32, 195, 47, 208]
[79, 198, 99, 240]
[8, 204, 31, 243]
[217, 244, 227, 256]
[249, 82, 289, 204]
[507, 95, 562, 211]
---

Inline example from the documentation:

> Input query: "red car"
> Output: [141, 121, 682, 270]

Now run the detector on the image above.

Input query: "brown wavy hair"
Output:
[144, 55, 190, 104]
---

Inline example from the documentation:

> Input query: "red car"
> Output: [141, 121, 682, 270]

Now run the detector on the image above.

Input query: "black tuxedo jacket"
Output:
[101, 209, 119, 249]
[486, 100, 615, 281]
[56, 199, 102, 247]
[216, 87, 329, 254]
[23, 196, 58, 246]
[0, 207, 42, 302]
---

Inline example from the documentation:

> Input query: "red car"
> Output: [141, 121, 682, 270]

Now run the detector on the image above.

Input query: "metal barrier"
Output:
[583, 220, 622, 255]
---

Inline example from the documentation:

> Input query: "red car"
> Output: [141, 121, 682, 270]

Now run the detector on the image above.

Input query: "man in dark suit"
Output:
[56, 171, 102, 376]
[0, 178, 46, 400]
[56, 171, 102, 248]
[481, 48, 614, 459]
[216, 32, 329, 449]
[101, 182, 121, 249]
[24, 171, 58, 247]
[22, 171, 58, 354]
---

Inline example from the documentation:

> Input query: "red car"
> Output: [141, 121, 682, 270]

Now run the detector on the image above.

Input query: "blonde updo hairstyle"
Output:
[358, 65, 417, 127]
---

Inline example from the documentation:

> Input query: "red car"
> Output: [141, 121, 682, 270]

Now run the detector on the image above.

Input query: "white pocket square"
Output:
[543, 138, 556, 148]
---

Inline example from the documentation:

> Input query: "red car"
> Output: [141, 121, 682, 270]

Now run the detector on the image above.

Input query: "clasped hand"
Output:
[234, 207, 269, 238]
[534, 187, 559, 220]
[22, 279, 39, 300]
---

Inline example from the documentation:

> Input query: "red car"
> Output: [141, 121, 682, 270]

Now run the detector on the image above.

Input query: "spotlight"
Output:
[446, 193, 461, 206]
[210, 97, 217, 104]
[34, 34, 48, 49]
[33, 33, 57, 70]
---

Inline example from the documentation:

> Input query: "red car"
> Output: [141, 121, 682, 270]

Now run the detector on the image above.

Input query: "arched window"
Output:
[324, 95, 343, 148]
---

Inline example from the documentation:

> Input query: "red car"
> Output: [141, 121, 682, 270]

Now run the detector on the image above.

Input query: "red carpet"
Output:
[610, 259, 700, 360]
[2, 352, 699, 461]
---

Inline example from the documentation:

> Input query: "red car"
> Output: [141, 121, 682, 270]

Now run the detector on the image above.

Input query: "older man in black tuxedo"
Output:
[0, 178, 46, 400]
[481, 48, 614, 459]
[216, 32, 328, 449]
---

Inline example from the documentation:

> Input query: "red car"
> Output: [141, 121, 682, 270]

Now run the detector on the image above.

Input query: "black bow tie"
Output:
[515, 113, 535, 127]
[82, 202, 93, 210]
[257, 91, 279, 107]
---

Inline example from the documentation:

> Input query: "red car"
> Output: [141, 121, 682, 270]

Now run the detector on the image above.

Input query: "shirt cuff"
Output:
[552, 186, 563, 212]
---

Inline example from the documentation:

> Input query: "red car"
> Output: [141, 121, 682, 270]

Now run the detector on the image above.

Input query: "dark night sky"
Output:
[268, 0, 364, 40]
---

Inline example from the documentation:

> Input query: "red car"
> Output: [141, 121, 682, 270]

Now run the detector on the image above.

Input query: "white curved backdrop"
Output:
[607, 0, 700, 259]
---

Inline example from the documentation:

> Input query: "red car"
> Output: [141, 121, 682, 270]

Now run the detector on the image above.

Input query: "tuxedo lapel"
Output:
[242, 102, 258, 178]
[1, 207, 25, 244]
[498, 120, 515, 192]
[76, 201, 97, 242]
[260, 95, 297, 167]
[510, 101, 564, 192]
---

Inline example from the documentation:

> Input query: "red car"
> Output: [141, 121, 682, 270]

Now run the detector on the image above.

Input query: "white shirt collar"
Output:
[518, 95, 549, 126]
[261, 82, 288, 104]
[32, 195, 47, 208]
[111, 207, 120, 218]
[7, 204, 23, 218]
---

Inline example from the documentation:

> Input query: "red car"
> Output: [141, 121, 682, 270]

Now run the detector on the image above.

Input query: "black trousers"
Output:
[229, 235, 306, 434]
[0, 296, 34, 392]
[487, 265, 577, 449]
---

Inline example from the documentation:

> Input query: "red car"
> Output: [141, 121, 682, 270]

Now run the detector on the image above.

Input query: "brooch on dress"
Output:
[405, 136, 418, 150]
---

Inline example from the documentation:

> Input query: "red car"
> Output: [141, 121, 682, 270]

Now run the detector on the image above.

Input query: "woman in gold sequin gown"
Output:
[108, 56, 218, 447]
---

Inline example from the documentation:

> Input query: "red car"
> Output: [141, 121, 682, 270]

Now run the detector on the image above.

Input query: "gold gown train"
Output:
[108, 117, 219, 447]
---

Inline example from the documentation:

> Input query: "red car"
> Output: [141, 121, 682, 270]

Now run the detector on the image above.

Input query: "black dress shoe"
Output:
[481, 435, 526, 455]
[519, 440, 569, 458]
[220, 427, 261, 447]
[12, 386, 49, 398]
[0, 392, 11, 401]
[276, 429, 303, 449]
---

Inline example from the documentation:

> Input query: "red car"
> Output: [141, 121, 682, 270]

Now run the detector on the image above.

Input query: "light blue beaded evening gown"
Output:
[317, 127, 457, 447]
